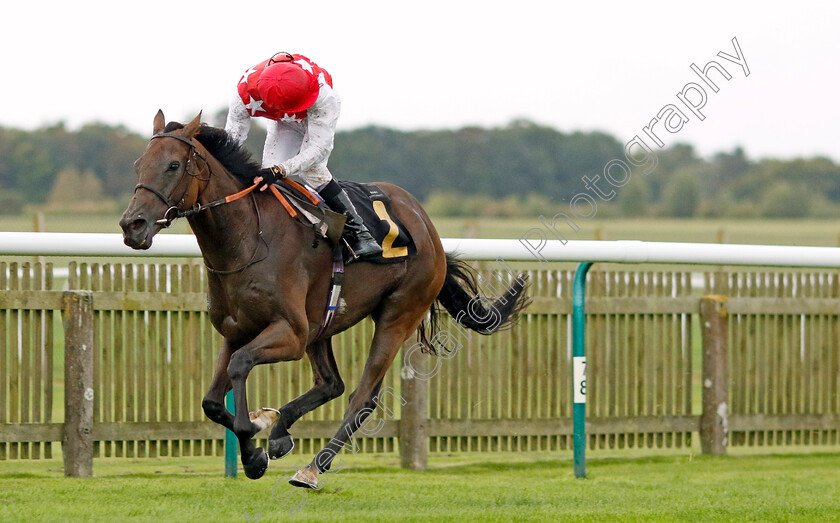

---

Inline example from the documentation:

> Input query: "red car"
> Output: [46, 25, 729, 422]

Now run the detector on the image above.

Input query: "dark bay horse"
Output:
[119, 111, 529, 488]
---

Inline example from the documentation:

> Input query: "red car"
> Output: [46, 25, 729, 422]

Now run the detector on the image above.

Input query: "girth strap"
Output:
[316, 244, 345, 340]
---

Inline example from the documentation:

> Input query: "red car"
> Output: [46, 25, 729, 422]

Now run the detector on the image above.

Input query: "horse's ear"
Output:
[153, 110, 166, 135]
[183, 111, 202, 138]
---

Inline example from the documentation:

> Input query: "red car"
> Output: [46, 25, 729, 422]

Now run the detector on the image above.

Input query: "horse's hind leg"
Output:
[267, 338, 345, 459]
[290, 312, 422, 489]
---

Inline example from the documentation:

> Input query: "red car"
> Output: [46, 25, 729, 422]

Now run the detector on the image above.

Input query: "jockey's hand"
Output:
[254, 165, 286, 191]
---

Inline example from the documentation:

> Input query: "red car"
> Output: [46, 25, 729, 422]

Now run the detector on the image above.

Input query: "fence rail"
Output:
[1, 261, 840, 473]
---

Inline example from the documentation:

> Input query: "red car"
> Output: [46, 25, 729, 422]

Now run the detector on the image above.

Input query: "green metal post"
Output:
[572, 262, 592, 479]
[225, 389, 237, 478]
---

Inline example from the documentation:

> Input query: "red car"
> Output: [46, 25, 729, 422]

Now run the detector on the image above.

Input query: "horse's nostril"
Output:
[125, 218, 147, 232]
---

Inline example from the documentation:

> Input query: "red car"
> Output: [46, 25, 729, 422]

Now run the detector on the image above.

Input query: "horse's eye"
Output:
[168, 161, 181, 171]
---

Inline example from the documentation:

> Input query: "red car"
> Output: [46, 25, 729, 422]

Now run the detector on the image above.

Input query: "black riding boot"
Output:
[319, 180, 382, 260]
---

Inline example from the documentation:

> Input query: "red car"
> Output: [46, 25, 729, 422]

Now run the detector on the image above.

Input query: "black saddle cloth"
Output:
[338, 181, 416, 264]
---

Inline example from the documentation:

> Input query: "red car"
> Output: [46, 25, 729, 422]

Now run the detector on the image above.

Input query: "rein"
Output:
[203, 191, 270, 275]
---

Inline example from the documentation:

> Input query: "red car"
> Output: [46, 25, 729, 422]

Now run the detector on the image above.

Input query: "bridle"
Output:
[133, 132, 267, 274]
[133, 132, 211, 228]
[134, 132, 262, 228]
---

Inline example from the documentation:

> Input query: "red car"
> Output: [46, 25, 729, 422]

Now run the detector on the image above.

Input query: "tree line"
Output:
[0, 116, 836, 218]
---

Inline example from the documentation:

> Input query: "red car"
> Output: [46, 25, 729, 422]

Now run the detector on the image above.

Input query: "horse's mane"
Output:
[163, 122, 262, 187]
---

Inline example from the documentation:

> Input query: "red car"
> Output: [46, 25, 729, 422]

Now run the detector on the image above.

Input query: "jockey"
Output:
[225, 52, 382, 260]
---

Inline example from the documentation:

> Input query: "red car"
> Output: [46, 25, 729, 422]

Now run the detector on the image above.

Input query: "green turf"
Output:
[2, 449, 839, 522]
[4, 215, 840, 520]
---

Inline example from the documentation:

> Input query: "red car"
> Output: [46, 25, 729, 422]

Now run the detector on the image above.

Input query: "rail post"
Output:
[400, 346, 429, 470]
[572, 262, 592, 479]
[62, 290, 95, 477]
[700, 295, 729, 455]
[224, 390, 238, 477]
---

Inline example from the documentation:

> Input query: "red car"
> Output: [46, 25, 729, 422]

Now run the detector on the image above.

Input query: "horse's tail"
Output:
[419, 253, 531, 352]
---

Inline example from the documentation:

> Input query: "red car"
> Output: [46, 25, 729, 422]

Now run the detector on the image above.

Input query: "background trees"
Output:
[0, 118, 837, 218]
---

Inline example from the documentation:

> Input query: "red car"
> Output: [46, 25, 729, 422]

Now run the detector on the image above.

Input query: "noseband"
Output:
[134, 132, 210, 228]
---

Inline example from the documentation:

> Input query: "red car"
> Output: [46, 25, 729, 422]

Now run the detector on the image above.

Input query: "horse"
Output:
[119, 111, 530, 488]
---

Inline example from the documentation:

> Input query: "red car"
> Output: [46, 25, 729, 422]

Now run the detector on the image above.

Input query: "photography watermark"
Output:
[253, 35, 749, 519]
[519, 36, 750, 260]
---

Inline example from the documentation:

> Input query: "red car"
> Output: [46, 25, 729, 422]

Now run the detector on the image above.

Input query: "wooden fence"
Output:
[705, 272, 840, 446]
[1, 261, 839, 469]
[0, 262, 55, 460]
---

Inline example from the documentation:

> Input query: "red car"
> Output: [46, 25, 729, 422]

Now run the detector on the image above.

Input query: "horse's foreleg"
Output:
[228, 320, 307, 480]
[201, 340, 235, 430]
[267, 338, 345, 459]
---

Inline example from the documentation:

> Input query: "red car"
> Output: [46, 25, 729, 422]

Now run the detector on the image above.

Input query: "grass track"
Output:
[2, 450, 840, 521]
[4, 216, 840, 520]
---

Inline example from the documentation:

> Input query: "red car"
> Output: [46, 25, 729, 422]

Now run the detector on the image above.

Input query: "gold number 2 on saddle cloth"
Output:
[372, 200, 408, 259]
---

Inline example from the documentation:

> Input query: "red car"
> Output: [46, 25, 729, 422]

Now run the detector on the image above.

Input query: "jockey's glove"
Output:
[255, 164, 286, 190]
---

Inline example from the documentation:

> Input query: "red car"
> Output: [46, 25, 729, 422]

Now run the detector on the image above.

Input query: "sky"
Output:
[1, 0, 838, 162]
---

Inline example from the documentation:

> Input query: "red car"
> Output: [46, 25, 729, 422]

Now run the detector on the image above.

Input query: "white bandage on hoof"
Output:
[289, 463, 320, 490]
[248, 407, 281, 431]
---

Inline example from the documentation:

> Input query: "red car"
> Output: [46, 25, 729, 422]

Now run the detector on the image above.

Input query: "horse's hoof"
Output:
[268, 434, 295, 460]
[249, 407, 281, 432]
[288, 464, 320, 489]
[243, 448, 269, 480]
